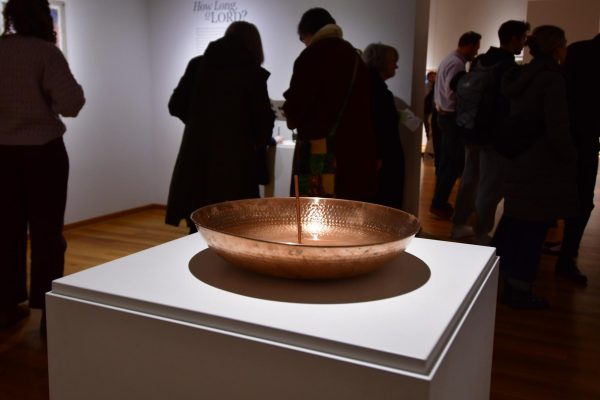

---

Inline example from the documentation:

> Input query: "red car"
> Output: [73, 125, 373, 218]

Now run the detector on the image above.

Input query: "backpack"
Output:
[455, 60, 503, 143]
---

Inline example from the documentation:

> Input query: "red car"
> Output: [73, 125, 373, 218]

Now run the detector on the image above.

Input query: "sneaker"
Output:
[451, 224, 474, 239]
[555, 259, 588, 285]
[429, 203, 454, 220]
[472, 234, 492, 246]
[502, 286, 549, 310]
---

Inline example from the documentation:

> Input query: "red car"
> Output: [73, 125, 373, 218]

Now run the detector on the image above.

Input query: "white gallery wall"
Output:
[58, 0, 156, 224]
[148, 0, 418, 209]
[427, 0, 600, 71]
[56, 0, 421, 223]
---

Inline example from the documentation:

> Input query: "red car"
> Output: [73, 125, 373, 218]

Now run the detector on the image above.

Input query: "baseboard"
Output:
[64, 204, 166, 231]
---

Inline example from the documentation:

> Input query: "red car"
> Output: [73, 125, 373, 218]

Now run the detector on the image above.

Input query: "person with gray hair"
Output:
[363, 43, 405, 210]
[492, 25, 578, 309]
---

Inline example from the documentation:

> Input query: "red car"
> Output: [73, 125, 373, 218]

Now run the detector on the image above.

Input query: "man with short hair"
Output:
[430, 31, 481, 219]
[450, 20, 530, 244]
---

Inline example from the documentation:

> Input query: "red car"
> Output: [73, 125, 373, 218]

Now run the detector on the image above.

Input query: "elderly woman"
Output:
[363, 43, 405, 210]
[492, 25, 578, 309]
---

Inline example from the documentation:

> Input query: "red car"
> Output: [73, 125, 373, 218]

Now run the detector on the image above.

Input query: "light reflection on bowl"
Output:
[191, 197, 420, 280]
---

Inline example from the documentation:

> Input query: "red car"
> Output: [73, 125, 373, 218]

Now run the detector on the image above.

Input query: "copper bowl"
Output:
[191, 197, 420, 280]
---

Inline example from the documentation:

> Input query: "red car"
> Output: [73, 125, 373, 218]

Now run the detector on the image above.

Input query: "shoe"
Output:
[555, 260, 588, 286]
[502, 287, 549, 310]
[451, 224, 474, 239]
[542, 240, 562, 255]
[472, 234, 492, 246]
[429, 203, 454, 220]
[0, 304, 30, 329]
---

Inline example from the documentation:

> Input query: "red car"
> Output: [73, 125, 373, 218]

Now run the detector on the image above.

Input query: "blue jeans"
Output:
[452, 145, 506, 235]
[431, 113, 464, 208]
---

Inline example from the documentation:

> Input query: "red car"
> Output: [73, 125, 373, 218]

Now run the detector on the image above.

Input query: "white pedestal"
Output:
[47, 236, 498, 400]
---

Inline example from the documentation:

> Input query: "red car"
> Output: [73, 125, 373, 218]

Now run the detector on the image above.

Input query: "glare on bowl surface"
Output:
[191, 197, 420, 279]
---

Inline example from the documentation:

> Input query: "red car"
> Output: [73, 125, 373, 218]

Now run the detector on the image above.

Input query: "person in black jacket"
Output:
[554, 33, 600, 285]
[166, 21, 275, 233]
[450, 20, 530, 244]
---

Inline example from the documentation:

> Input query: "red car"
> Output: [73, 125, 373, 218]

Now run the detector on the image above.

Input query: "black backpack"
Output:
[455, 59, 503, 143]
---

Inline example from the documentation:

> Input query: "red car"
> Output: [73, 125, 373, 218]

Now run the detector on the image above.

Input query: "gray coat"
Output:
[500, 56, 578, 221]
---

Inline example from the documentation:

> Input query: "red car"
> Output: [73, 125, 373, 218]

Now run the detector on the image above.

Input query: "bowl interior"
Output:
[191, 197, 420, 247]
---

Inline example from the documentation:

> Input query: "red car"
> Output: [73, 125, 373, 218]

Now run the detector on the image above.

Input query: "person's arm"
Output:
[542, 71, 576, 164]
[250, 68, 276, 148]
[168, 57, 201, 124]
[282, 53, 314, 131]
[42, 48, 85, 117]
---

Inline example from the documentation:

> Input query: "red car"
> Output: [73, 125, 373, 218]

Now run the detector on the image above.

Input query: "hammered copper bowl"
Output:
[191, 197, 420, 280]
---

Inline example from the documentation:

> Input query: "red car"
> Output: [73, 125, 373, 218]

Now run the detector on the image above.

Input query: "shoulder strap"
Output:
[328, 52, 360, 137]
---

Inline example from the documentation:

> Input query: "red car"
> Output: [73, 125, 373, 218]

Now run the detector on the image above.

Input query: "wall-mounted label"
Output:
[193, 1, 248, 23]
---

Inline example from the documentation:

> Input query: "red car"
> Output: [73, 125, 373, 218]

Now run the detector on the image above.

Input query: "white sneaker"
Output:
[472, 234, 492, 246]
[451, 224, 474, 239]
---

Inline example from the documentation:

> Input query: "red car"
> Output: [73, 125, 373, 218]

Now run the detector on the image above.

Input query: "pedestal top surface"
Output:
[52, 234, 496, 375]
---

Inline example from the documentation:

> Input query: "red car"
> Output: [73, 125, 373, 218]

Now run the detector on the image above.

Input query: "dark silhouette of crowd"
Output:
[1, 1, 598, 339]
[429, 23, 598, 309]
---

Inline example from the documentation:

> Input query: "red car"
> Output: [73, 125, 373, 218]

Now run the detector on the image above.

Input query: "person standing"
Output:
[283, 8, 378, 201]
[0, 0, 85, 332]
[363, 43, 405, 210]
[166, 21, 275, 233]
[555, 33, 600, 285]
[430, 31, 481, 219]
[450, 21, 530, 244]
[493, 25, 578, 309]
[424, 71, 440, 168]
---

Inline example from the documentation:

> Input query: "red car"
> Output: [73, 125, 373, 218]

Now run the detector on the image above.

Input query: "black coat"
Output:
[565, 34, 600, 152]
[368, 69, 405, 209]
[500, 56, 578, 221]
[283, 28, 378, 201]
[166, 36, 275, 226]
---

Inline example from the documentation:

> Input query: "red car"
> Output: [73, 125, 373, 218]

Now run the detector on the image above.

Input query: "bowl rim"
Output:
[190, 197, 421, 249]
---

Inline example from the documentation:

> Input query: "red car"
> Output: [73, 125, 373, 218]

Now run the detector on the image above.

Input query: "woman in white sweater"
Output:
[0, 0, 85, 334]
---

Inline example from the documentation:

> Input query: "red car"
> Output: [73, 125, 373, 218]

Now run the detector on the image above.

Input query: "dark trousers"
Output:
[492, 216, 552, 289]
[0, 138, 69, 309]
[431, 113, 464, 208]
[560, 147, 598, 260]
[431, 109, 442, 173]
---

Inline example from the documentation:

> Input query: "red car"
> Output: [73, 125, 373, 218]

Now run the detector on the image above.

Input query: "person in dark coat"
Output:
[166, 21, 275, 232]
[283, 8, 378, 201]
[492, 25, 578, 309]
[363, 43, 405, 210]
[554, 33, 600, 285]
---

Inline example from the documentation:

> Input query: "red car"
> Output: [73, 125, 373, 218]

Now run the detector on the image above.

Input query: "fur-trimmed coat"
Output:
[283, 24, 378, 201]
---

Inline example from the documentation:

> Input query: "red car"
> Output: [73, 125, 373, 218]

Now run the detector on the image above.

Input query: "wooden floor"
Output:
[1, 158, 598, 399]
